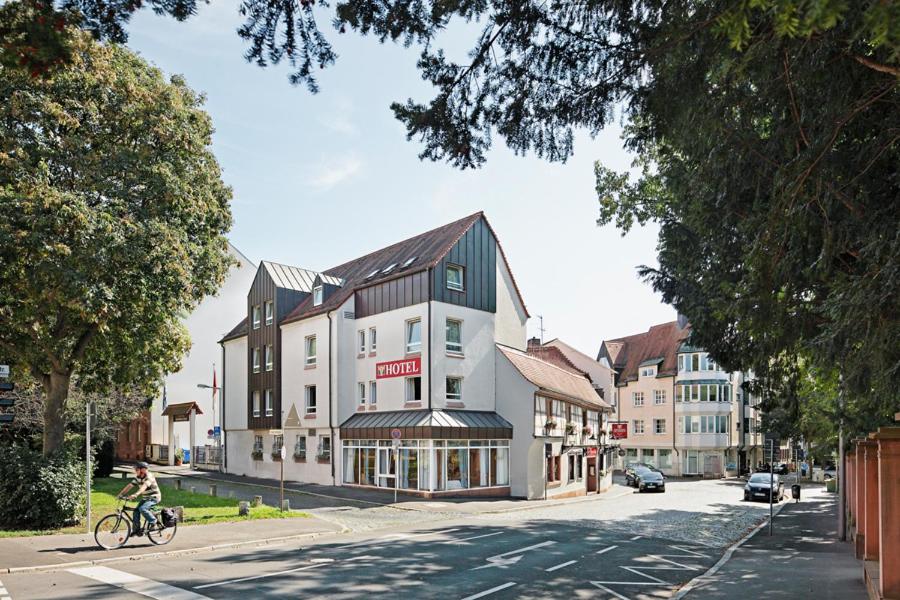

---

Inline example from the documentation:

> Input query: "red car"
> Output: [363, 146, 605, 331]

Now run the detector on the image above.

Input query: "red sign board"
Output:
[376, 357, 422, 379]
[611, 422, 628, 440]
[587, 447, 598, 457]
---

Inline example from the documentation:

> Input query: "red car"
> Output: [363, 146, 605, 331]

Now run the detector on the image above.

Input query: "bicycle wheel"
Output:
[147, 519, 177, 545]
[95, 514, 130, 550]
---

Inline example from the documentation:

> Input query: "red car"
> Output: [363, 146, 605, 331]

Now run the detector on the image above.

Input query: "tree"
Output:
[0, 33, 233, 456]
[2, 1, 898, 422]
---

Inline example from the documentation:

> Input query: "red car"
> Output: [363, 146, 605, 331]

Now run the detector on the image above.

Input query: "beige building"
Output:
[599, 319, 761, 477]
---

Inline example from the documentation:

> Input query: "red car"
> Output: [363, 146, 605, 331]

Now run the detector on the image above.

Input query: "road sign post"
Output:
[390, 428, 402, 504]
[86, 401, 92, 534]
[766, 439, 775, 536]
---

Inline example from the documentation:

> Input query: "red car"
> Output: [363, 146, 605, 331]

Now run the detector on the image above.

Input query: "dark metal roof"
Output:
[339, 409, 512, 440]
[262, 261, 319, 292]
[220, 316, 249, 343]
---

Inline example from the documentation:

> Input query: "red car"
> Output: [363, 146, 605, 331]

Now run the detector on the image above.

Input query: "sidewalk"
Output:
[681, 486, 867, 599]
[147, 464, 634, 515]
[0, 516, 341, 573]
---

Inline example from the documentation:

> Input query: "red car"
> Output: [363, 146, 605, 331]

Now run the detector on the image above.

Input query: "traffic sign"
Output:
[0, 382, 13, 392]
[390, 428, 402, 440]
[0, 398, 13, 407]
[0, 415, 13, 423]
[0, 365, 8, 378]
[214, 426, 221, 435]
[280, 445, 287, 460]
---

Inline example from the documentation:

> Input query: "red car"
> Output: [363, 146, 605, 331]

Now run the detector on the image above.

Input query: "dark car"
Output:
[774, 463, 790, 475]
[636, 469, 666, 493]
[624, 463, 656, 486]
[744, 473, 784, 502]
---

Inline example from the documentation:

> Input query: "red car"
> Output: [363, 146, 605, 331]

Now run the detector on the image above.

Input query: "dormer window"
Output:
[446, 264, 464, 291]
[313, 285, 323, 306]
[640, 366, 656, 377]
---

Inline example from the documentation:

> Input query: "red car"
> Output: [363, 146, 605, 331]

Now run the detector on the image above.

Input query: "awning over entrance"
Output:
[339, 409, 512, 440]
[161, 401, 204, 422]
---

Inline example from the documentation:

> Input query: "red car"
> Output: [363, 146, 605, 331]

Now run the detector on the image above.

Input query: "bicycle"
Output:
[94, 497, 178, 550]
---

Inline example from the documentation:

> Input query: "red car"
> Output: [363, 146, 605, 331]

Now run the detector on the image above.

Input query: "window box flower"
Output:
[565, 423, 577, 435]
[581, 426, 592, 436]
[293, 449, 307, 462]
[544, 420, 558, 431]
[316, 453, 331, 464]
[251, 449, 263, 461]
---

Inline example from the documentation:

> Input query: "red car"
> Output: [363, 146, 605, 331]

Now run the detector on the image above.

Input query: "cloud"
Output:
[307, 155, 363, 190]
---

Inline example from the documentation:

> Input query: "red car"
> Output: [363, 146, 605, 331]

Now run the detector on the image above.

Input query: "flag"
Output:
[162, 384, 167, 409]
[212, 366, 217, 400]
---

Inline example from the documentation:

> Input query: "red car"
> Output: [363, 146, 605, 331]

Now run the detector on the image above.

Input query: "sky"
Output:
[125, 4, 676, 358]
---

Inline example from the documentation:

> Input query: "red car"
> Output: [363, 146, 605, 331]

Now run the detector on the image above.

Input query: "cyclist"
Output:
[117, 461, 162, 536]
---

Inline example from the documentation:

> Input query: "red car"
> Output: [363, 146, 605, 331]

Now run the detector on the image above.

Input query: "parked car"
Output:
[823, 466, 837, 480]
[774, 463, 790, 475]
[624, 463, 657, 486]
[744, 473, 784, 502]
[636, 469, 666, 493]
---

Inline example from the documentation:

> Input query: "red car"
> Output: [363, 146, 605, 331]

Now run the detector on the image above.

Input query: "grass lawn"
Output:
[0, 477, 309, 538]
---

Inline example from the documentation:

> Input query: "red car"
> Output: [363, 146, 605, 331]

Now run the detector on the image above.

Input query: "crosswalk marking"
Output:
[68, 566, 211, 600]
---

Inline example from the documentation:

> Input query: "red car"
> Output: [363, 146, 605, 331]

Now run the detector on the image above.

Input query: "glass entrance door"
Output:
[377, 447, 396, 488]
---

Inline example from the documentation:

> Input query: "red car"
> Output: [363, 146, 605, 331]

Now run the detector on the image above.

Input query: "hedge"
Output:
[0, 445, 86, 529]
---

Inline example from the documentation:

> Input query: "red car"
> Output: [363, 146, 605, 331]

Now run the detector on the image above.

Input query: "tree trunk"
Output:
[42, 370, 72, 457]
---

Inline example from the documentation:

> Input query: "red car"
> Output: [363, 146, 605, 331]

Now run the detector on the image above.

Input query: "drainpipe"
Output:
[220, 340, 227, 472]
[671, 375, 676, 474]
[328, 310, 335, 485]
[427, 268, 433, 411]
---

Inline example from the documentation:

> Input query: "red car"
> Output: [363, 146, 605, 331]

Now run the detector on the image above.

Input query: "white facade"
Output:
[150, 244, 256, 456]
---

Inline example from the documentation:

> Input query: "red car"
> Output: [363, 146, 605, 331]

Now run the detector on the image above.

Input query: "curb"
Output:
[672, 499, 790, 599]
[3, 528, 346, 575]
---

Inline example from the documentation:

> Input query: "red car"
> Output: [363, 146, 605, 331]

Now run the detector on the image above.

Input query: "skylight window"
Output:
[365, 269, 380, 279]
[381, 263, 397, 275]
[401, 256, 417, 268]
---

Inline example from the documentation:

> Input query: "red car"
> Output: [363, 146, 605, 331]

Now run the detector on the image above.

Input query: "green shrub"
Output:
[0, 445, 86, 529]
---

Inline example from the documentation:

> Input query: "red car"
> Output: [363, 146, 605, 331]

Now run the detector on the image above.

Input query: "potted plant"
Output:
[271, 448, 282, 461]
[544, 420, 557, 431]
[293, 448, 306, 462]
[316, 452, 330, 464]
[581, 426, 592, 436]
[565, 423, 577, 436]
[251, 448, 263, 461]
[174, 448, 184, 466]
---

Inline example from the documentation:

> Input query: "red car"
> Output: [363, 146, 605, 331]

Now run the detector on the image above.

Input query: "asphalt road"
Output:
[2, 478, 781, 599]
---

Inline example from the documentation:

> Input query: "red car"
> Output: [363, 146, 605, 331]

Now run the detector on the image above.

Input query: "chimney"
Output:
[527, 337, 542, 350]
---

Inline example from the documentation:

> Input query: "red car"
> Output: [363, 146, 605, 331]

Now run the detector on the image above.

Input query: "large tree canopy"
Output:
[0, 33, 233, 455]
[2, 0, 898, 437]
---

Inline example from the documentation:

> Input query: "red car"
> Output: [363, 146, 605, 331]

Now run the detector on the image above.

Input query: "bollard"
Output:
[174, 479, 182, 490]
[251, 495, 263, 507]
[282, 499, 290, 511]
[209, 484, 217, 497]
[121, 471, 128, 479]
[238, 501, 250, 516]
[174, 506, 184, 523]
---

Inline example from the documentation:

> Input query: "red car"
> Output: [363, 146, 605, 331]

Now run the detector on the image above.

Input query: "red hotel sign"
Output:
[611, 422, 628, 440]
[376, 357, 421, 379]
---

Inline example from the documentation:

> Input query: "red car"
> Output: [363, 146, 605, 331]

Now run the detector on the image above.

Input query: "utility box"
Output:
[791, 484, 801, 501]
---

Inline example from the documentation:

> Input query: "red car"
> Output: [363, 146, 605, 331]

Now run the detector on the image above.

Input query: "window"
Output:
[654, 418, 666, 434]
[691, 353, 700, 371]
[382, 263, 397, 275]
[446, 377, 462, 401]
[318, 436, 331, 460]
[402, 256, 417, 268]
[305, 335, 317, 366]
[678, 354, 685, 372]
[313, 285, 323, 306]
[709, 384, 718, 402]
[658, 449, 672, 469]
[265, 345, 273, 371]
[546, 447, 561, 483]
[633, 419, 645, 434]
[700, 385, 709, 402]
[406, 319, 421, 354]
[358, 330, 366, 354]
[264, 389, 273, 417]
[366, 269, 379, 279]
[446, 264, 464, 291]
[253, 435, 263, 452]
[676, 386, 684, 402]
[632, 392, 644, 407]
[690, 384, 700, 401]
[305, 385, 317, 415]
[251, 305, 261, 329]
[358, 382, 366, 405]
[369, 381, 377, 405]
[369, 327, 377, 352]
[640, 366, 656, 377]
[568, 454, 576, 482]
[273, 434, 283, 454]
[264, 301, 273, 325]
[294, 435, 306, 459]
[252, 391, 260, 417]
[406, 376, 422, 402]
[446, 319, 462, 354]
[252, 347, 261, 373]
[654, 389, 666, 404]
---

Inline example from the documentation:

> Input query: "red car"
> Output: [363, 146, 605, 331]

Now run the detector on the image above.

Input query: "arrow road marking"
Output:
[472, 540, 556, 570]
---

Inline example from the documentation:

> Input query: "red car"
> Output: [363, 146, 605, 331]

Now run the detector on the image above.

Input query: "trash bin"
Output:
[791, 484, 801, 502]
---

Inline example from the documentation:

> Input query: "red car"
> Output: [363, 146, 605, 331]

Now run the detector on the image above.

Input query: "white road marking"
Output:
[595, 544, 619, 555]
[473, 540, 556, 570]
[338, 528, 460, 549]
[461, 582, 516, 600]
[545, 560, 577, 572]
[590, 582, 632, 600]
[630, 535, 642, 541]
[193, 562, 328, 590]
[68, 566, 210, 600]
[444, 531, 503, 543]
[0, 577, 9, 600]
